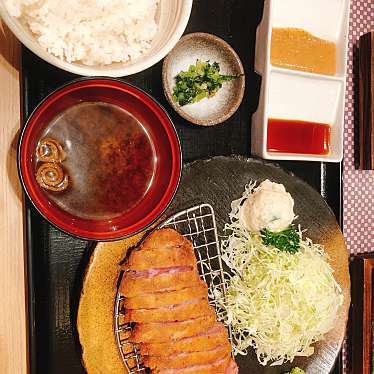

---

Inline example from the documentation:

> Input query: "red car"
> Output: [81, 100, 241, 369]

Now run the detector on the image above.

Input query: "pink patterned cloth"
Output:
[343, 1, 374, 255]
[342, 1, 373, 372]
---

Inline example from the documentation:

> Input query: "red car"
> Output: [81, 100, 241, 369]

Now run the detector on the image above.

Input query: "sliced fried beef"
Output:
[224, 359, 239, 374]
[129, 315, 217, 343]
[125, 284, 208, 309]
[124, 298, 215, 323]
[144, 343, 231, 369]
[120, 228, 237, 373]
[120, 269, 201, 297]
[139, 228, 187, 251]
[140, 324, 228, 356]
[124, 229, 196, 271]
[152, 356, 231, 374]
[125, 241, 197, 271]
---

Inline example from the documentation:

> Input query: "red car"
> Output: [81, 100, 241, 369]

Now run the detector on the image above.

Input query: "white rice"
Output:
[5, 0, 159, 65]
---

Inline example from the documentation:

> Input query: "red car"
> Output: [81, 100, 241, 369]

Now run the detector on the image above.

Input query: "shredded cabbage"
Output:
[217, 182, 343, 366]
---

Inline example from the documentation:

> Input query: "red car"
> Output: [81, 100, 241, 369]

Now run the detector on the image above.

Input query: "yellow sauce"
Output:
[270, 28, 337, 76]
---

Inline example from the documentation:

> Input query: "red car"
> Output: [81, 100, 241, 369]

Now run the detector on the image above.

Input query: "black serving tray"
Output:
[22, 1, 343, 373]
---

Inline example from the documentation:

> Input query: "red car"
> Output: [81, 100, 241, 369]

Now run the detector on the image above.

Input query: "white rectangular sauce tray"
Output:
[252, 0, 350, 162]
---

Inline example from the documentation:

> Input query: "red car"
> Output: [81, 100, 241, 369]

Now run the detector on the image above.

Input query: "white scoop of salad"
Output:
[239, 179, 295, 232]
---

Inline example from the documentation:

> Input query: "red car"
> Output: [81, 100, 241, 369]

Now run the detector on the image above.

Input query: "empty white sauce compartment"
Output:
[252, 0, 350, 162]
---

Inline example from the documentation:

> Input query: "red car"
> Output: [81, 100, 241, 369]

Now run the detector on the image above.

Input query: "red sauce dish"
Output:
[18, 78, 182, 241]
[267, 118, 331, 155]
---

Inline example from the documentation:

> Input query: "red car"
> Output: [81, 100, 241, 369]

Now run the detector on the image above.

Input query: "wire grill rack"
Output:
[114, 204, 231, 374]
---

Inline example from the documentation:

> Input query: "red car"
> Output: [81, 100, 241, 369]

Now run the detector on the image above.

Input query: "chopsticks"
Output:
[359, 31, 374, 170]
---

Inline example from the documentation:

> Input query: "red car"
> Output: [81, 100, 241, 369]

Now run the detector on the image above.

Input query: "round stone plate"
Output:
[78, 156, 350, 374]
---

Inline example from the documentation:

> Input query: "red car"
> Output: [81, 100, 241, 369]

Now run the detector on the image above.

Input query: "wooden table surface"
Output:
[0, 21, 28, 374]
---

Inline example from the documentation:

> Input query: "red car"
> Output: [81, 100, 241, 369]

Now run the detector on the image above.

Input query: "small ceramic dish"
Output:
[162, 32, 245, 126]
[18, 78, 182, 241]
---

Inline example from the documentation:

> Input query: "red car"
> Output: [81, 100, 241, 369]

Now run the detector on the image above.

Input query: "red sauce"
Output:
[267, 118, 331, 155]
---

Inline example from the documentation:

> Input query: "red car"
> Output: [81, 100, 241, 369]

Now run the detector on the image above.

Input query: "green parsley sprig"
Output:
[172, 59, 239, 106]
[260, 225, 300, 254]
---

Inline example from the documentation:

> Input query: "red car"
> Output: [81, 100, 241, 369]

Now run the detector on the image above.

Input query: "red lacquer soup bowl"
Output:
[18, 78, 182, 241]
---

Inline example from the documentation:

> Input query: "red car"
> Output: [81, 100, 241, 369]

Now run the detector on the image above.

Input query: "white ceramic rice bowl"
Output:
[0, 0, 193, 77]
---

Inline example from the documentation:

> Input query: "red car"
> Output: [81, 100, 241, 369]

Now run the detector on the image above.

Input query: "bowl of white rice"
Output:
[0, 0, 193, 77]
